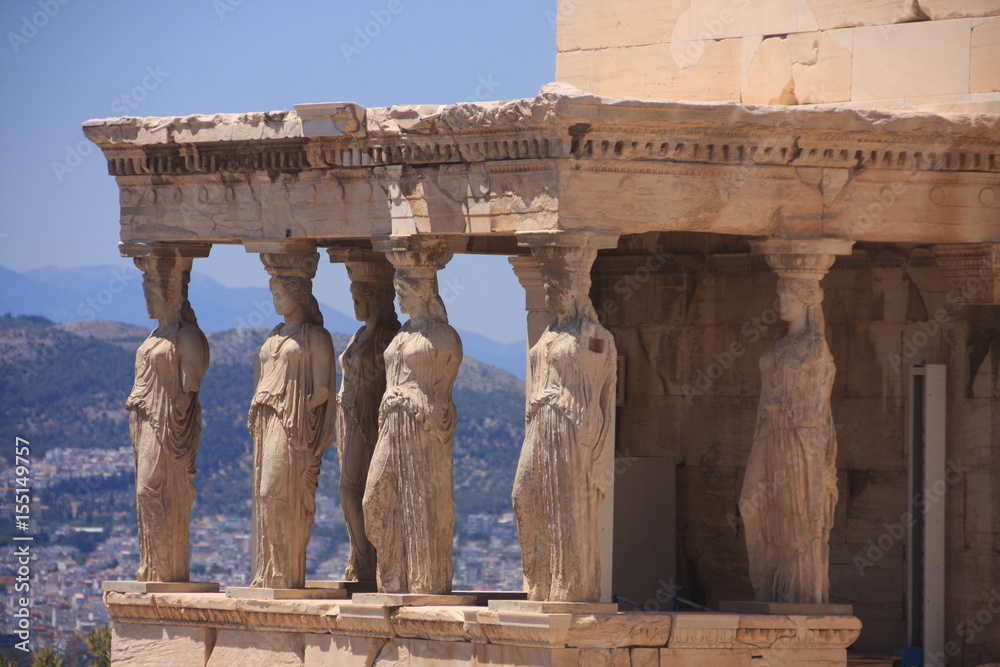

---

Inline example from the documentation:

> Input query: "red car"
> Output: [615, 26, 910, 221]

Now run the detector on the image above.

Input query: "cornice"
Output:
[84, 85, 1000, 180]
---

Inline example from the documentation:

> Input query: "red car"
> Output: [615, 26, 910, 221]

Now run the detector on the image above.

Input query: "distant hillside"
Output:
[0, 314, 525, 517]
[1, 264, 526, 378]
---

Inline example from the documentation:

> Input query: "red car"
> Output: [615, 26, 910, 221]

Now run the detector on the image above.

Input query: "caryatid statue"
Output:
[248, 251, 337, 590]
[363, 237, 463, 595]
[329, 250, 400, 583]
[739, 239, 852, 605]
[511, 236, 618, 603]
[127, 255, 209, 583]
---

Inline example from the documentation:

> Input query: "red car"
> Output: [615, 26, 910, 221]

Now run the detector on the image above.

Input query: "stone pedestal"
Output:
[489, 599, 619, 614]
[226, 587, 348, 600]
[304, 579, 377, 593]
[104, 591, 863, 666]
[351, 593, 477, 607]
[102, 581, 219, 594]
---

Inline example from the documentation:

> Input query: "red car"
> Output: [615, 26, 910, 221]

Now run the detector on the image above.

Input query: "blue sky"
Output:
[0, 0, 556, 344]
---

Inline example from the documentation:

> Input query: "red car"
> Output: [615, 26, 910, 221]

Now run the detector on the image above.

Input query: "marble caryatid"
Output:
[127, 256, 209, 583]
[334, 253, 400, 583]
[363, 238, 462, 595]
[512, 241, 617, 603]
[248, 251, 336, 590]
[739, 246, 843, 605]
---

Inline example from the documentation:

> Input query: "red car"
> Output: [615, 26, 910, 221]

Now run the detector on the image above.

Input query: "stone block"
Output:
[752, 648, 845, 665]
[472, 642, 581, 666]
[789, 30, 853, 103]
[556, 0, 689, 52]
[972, 17, 1000, 92]
[917, 0, 1000, 20]
[742, 36, 796, 105]
[408, 637, 476, 666]
[853, 20, 974, 101]
[206, 629, 304, 666]
[833, 399, 906, 470]
[963, 470, 994, 542]
[579, 648, 614, 666]
[800, 0, 921, 30]
[631, 647, 660, 666]
[372, 639, 410, 666]
[556, 40, 741, 102]
[305, 635, 379, 667]
[689, 0, 798, 39]
[659, 648, 750, 666]
[112, 623, 213, 666]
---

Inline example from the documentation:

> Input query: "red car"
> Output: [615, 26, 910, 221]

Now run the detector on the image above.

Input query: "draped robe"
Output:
[127, 321, 207, 582]
[249, 322, 336, 589]
[512, 319, 617, 602]
[362, 320, 462, 594]
[740, 328, 838, 604]
[337, 320, 398, 582]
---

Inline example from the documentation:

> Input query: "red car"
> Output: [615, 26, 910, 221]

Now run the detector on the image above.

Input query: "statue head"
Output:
[344, 259, 398, 325]
[135, 256, 198, 326]
[534, 245, 598, 324]
[393, 269, 448, 323]
[776, 278, 824, 332]
[269, 275, 324, 325]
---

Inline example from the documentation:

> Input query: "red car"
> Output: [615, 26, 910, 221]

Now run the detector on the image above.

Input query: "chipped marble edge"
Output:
[81, 81, 1000, 148]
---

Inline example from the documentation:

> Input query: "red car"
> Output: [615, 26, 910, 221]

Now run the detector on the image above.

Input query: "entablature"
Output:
[83, 83, 1000, 248]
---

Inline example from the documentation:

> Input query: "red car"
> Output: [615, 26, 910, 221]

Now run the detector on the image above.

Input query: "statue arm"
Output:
[589, 330, 618, 466]
[178, 326, 209, 394]
[307, 327, 335, 410]
[428, 327, 462, 434]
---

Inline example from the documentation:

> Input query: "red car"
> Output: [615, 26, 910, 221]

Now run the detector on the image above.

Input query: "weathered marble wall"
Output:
[556, 0, 1000, 112]
[593, 235, 1000, 662]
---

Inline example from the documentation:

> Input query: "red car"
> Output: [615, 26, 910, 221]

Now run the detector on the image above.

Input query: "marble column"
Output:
[328, 248, 401, 583]
[125, 242, 211, 585]
[247, 244, 336, 590]
[740, 238, 853, 605]
[363, 235, 463, 595]
[511, 230, 619, 604]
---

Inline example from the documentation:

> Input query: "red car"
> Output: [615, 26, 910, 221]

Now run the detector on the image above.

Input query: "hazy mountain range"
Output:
[0, 264, 526, 379]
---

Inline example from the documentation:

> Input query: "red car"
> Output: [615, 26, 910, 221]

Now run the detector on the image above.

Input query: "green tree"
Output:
[85, 626, 111, 667]
[30, 647, 65, 667]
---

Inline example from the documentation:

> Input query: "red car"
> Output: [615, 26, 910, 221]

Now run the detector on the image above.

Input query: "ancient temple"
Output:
[86, 1, 999, 665]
